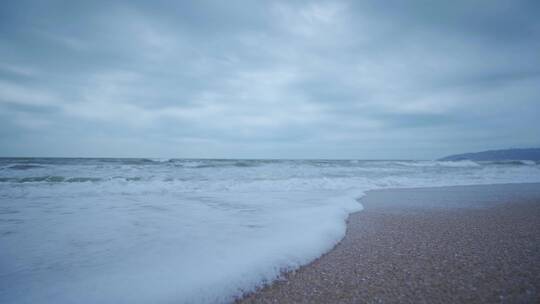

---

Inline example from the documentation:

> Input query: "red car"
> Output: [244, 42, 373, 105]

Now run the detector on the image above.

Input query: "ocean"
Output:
[1, 158, 539, 303]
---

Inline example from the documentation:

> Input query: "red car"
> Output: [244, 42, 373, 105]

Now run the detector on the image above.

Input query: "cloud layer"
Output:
[1, 0, 539, 159]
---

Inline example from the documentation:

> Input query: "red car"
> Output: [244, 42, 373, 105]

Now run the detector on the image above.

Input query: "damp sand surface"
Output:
[239, 183, 540, 303]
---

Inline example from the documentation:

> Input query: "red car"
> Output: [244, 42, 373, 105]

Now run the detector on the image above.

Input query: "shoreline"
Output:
[238, 183, 540, 303]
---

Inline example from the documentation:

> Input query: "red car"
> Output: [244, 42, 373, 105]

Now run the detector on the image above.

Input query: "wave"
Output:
[0, 175, 158, 184]
[436, 160, 481, 167]
[480, 160, 538, 166]
[141, 159, 267, 168]
[172, 159, 264, 169]
[6, 164, 46, 170]
[0, 176, 103, 183]
[393, 160, 481, 168]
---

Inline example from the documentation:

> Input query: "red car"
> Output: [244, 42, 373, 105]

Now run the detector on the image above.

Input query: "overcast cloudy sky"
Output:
[1, 0, 539, 159]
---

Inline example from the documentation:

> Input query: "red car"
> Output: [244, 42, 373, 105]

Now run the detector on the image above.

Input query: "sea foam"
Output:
[0, 159, 539, 303]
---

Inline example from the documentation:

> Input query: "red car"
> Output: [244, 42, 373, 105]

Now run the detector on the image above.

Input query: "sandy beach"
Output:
[238, 183, 540, 303]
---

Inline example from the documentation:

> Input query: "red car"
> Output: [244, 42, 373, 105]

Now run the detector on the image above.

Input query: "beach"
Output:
[239, 183, 540, 303]
[2, 158, 540, 304]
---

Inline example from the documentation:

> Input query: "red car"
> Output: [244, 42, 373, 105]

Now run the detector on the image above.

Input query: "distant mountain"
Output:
[439, 148, 540, 161]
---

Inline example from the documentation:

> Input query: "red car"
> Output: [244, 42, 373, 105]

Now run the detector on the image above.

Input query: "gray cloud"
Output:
[1, 0, 539, 159]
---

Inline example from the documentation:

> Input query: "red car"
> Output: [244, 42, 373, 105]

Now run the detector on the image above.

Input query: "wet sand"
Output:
[238, 183, 540, 303]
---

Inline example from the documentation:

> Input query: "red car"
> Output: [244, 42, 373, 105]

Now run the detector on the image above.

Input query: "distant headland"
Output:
[440, 148, 540, 161]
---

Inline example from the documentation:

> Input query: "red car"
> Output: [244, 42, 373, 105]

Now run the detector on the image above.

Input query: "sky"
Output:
[0, 0, 539, 159]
